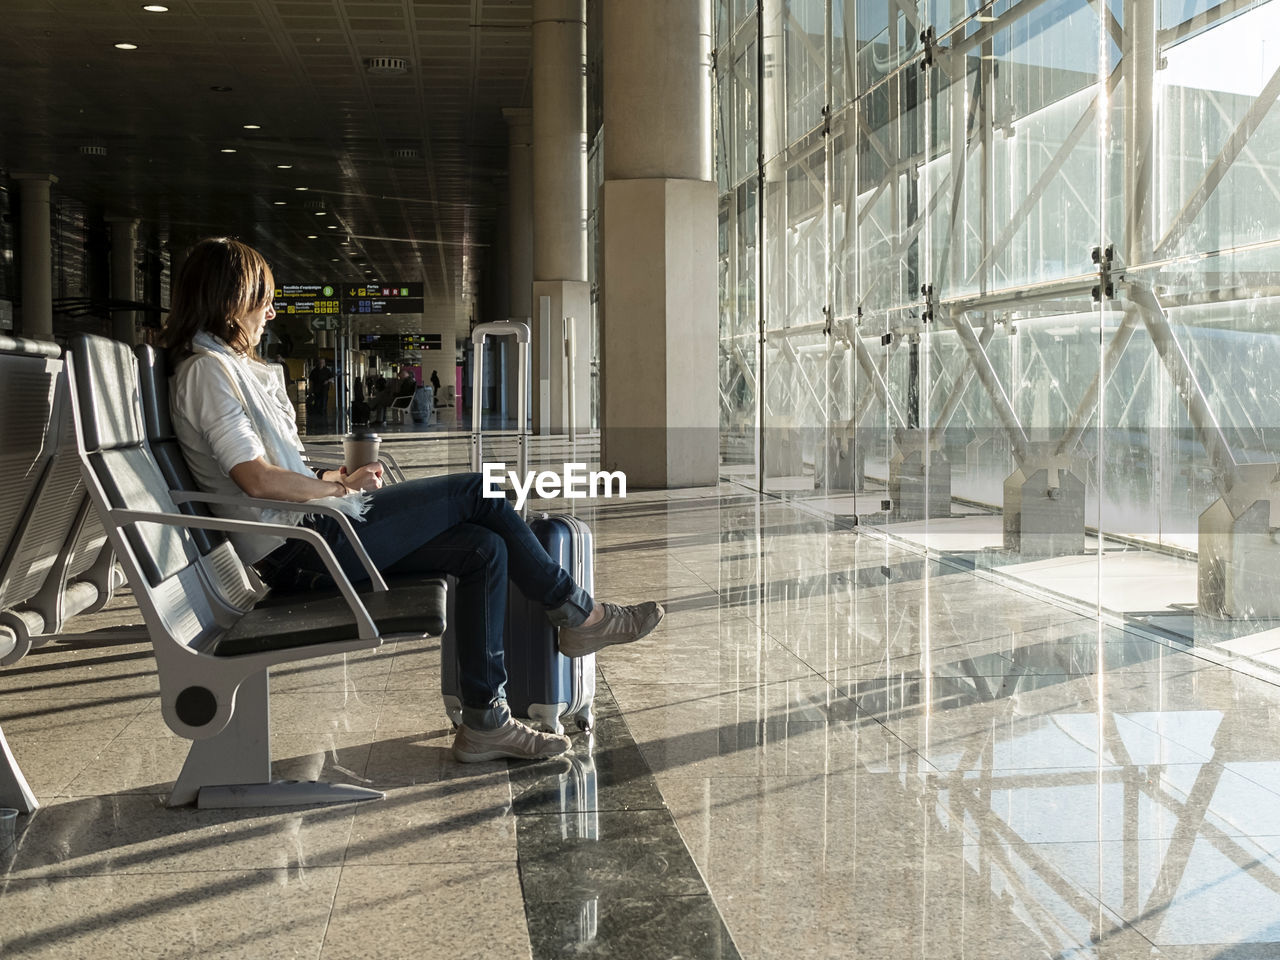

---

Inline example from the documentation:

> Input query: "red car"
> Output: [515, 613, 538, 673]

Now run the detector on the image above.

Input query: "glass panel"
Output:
[786, 0, 828, 139]
[978, 0, 1107, 288]
[734, 31, 760, 186]
[929, 320, 1012, 508]
[928, 52, 982, 299]
[721, 182, 760, 475]
[1152, 0, 1280, 261]
[832, 0, 854, 107]
[764, 129, 829, 496]
[855, 0, 928, 92]
[857, 69, 927, 315]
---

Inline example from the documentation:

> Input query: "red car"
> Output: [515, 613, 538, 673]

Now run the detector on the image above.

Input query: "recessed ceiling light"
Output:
[276, 164, 292, 169]
[142, 4, 169, 11]
[220, 148, 237, 153]
[273, 201, 286, 206]
[295, 186, 308, 191]
[314, 210, 326, 216]
[340, 241, 350, 245]
[330, 258, 340, 263]
[326, 224, 337, 229]
[243, 123, 261, 130]
[114, 42, 138, 50]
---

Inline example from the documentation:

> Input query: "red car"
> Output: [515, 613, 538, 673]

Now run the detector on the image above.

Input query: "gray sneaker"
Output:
[451, 717, 572, 763]
[557, 601, 665, 658]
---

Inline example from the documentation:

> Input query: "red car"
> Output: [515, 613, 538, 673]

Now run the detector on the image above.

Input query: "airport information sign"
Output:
[273, 283, 340, 316]
[274, 282, 425, 316]
[358, 333, 442, 351]
[342, 282, 424, 315]
[399, 334, 442, 351]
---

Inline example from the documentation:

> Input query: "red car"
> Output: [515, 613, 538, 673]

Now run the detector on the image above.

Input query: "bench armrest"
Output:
[109, 508, 379, 639]
[167, 489, 387, 592]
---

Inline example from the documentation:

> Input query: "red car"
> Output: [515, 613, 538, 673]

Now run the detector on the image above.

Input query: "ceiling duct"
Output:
[366, 56, 409, 75]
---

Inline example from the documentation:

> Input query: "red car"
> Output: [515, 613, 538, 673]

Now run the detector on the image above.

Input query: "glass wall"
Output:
[715, 0, 1280, 644]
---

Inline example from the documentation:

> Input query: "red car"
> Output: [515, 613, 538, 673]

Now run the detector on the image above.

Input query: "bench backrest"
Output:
[0, 337, 64, 595]
[134, 344, 222, 555]
[134, 344, 261, 613]
[69, 334, 224, 651]
[0, 336, 111, 646]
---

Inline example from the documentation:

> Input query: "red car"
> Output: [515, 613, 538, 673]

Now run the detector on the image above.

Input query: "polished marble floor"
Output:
[3, 479, 1280, 958]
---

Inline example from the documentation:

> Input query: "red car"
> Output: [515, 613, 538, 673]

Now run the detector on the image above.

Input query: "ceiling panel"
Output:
[0, 0, 534, 332]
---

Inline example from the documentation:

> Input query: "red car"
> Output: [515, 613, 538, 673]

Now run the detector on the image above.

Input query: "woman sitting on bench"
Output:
[163, 237, 664, 762]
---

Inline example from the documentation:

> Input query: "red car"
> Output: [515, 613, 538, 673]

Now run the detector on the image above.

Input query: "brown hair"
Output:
[162, 237, 274, 362]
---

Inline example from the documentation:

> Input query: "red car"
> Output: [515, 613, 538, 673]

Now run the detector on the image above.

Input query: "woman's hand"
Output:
[339, 462, 384, 492]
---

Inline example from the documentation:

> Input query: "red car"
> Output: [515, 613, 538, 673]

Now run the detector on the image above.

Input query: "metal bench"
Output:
[69, 334, 447, 808]
[0, 336, 118, 813]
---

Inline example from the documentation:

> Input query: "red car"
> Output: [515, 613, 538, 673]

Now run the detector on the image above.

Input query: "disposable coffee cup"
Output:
[343, 431, 381, 473]
[0, 808, 17, 850]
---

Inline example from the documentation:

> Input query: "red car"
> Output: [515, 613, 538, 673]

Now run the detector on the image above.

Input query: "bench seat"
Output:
[214, 575, 447, 656]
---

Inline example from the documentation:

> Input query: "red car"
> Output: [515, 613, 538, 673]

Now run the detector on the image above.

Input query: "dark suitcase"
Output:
[441, 321, 596, 735]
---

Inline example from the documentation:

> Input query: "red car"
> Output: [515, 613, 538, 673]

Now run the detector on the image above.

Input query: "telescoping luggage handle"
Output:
[470, 321, 530, 496]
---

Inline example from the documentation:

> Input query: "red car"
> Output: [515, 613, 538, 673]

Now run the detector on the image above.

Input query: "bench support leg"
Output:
[168, 670, 383, 809]
[0, 723, 39, 813]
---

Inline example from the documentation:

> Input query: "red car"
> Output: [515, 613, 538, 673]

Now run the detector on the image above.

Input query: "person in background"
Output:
[308, 356, 333, 418]
[395, 366, 417, 400]
[162, 237, 665, 763]
[430, 369, 442, 407]
[368, 375, 395, 425]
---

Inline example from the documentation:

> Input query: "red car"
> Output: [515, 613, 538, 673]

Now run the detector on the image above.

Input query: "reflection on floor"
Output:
[4, 480, 1280, 957]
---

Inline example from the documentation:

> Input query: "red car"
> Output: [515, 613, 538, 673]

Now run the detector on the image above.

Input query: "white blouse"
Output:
[169, 351, 301, 562]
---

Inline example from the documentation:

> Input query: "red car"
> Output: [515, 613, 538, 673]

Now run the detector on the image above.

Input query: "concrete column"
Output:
[599, 0, 719, 487]
[108, 217, 139, 345]
[13, 174, 56, 341]
[532, 0, 590, 435]
[505, 106, 534, 428]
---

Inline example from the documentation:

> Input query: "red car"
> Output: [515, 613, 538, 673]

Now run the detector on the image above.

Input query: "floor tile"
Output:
[517, 808, 708, 902]
[321, 863, 529, 960]
[614, 680, 920, 779]
[0, 867, 342, 959]
[658, 775, 1162, 960]
[508, 716, 667, 814]
[344, 774, 517, 865]
[526, 895, 740, 960]
[3, 794, 355, 879]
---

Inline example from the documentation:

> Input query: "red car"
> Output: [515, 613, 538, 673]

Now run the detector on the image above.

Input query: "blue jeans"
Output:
[256, 473, 594, 729]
